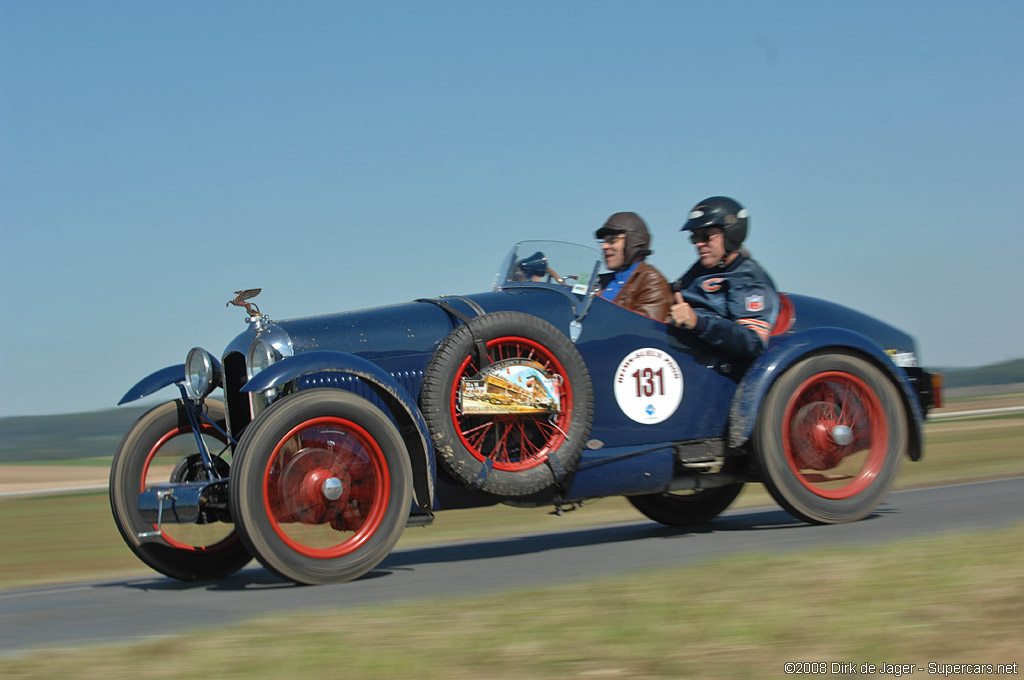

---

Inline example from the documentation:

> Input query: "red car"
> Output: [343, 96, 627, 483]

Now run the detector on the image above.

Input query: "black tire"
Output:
[420, 311, 593, 497]
[109, 400, 252, 581]
[229, 389, 412, 585]
[753, 352, 907, 524]
[628, 483, 744, 526]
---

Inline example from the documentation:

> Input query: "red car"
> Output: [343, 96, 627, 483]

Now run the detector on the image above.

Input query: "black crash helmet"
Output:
[681, 196, 749, 253]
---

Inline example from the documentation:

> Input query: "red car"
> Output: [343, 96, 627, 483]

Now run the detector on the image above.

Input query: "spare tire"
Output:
[420, 311, 593, 497]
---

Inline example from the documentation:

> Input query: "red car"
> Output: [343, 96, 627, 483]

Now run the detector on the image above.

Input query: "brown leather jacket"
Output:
[602, 261, 673, 321]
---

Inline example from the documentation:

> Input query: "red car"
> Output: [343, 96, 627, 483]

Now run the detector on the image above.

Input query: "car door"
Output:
[574, 297, 741, 448]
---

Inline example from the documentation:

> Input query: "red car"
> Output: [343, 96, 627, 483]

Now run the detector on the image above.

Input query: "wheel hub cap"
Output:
[830, 424, 854, 446]
[321, 476, 344, 501]
[276, 448, 353, 524]
[792, 402, 854, 471]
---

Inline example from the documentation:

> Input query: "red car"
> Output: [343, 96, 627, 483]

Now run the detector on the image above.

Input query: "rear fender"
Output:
[242, 350, 435, 512]
[728, 328, 925, 460]
[118, 364, 185, 405]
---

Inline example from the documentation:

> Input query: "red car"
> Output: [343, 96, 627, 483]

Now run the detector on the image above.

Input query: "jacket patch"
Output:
[745, 295, 765, 312]
[701, 278, 725, 293]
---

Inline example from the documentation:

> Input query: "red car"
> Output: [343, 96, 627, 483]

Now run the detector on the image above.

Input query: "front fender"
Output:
[242, 350, 435, 512]
[728, 328, 924, 459]
[118, 364, 185, 405]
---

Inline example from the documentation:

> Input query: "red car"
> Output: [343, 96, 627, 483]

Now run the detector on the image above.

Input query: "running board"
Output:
[406, 512, 435, 527]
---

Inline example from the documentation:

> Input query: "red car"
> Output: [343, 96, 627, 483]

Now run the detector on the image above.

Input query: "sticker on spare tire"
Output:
[613, 348, 683, 424]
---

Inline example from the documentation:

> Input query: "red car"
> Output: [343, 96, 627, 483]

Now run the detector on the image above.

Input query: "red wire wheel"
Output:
[109, 400, 252, 581]
[782, 371, 888, 499]
[450, 336, 572, 472]
[754, 353, 907, 524]
[262, 417, 389, 559]
[230, 389, 411, 585]
[421, 312, 593, 497]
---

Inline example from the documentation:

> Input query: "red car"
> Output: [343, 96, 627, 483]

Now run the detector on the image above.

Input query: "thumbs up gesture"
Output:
[670, 292, 697, 330]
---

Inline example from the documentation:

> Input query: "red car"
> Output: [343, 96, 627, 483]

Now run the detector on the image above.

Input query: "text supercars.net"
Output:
[783, 662, 1019, 676]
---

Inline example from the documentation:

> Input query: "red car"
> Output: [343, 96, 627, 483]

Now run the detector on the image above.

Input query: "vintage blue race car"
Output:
[110, 241, 940, 585]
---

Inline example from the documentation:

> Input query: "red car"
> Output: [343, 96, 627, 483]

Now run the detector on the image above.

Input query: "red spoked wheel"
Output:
[783, 371, 888, 499]
[230, 389, 411, 585]
[420, 312, 593, 497]
[451, 336, 572, 472]
[263, 417, 389, 559]
[754, 353, 907, 524]
[109, 400, 252, 581]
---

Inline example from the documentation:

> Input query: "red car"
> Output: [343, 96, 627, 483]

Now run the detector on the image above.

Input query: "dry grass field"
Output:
[0, 464, 109, 495]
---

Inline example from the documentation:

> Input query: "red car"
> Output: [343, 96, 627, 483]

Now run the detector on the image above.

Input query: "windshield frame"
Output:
[493, 240, 603, 299]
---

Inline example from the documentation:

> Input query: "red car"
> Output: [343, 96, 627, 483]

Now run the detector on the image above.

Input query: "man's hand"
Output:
[670, 292, 697, 330]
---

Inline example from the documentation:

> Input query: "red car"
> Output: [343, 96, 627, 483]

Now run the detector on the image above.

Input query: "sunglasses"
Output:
[689, 228, 722, 244]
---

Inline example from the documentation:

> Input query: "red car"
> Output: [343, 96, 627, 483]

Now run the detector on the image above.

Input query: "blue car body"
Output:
[114, 240, 938, 584]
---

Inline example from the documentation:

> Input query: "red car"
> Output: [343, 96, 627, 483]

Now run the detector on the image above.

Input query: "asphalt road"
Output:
[2, 477, 1023, 655]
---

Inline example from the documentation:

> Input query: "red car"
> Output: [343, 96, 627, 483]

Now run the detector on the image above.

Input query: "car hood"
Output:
[223, 299, 458, 363]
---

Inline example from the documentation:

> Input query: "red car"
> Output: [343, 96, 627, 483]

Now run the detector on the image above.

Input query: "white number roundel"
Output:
[613, 348, 684, 424]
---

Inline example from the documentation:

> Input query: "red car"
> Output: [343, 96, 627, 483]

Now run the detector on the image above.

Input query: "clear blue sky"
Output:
[2, 1, 1022, 417]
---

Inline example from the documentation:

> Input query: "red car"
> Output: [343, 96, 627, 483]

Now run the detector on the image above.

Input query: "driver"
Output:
[668, 196, 779, 358]
[595, 212, 672, 320]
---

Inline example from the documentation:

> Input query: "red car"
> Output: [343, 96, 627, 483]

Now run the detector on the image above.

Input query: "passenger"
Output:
[667, 197, 779, 358]
[595, 212, 673, 320]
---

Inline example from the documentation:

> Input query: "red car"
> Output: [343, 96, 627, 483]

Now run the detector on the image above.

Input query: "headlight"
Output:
[244, 322, 293, 401]
[184, 347, 221, 401]
[246, 339, 279, 380]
